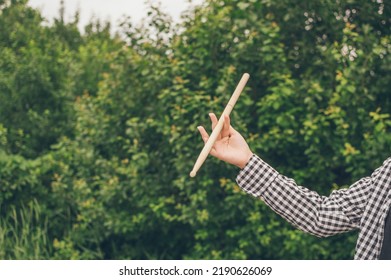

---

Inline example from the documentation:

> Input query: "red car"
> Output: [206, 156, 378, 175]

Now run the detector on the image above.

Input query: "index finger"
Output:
[209, 113, 221, 140]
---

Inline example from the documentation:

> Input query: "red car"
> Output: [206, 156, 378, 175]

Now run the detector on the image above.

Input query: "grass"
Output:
[0, 199, 52, 259]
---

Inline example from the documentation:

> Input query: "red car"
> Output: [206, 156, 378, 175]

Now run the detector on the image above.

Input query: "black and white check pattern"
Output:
[236, 154, 391, 259]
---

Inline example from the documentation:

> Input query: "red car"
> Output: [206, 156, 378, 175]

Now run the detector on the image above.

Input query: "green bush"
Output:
[0, 0, 389, 259]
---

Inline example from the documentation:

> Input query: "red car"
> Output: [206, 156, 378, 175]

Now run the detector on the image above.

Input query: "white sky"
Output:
[28, 0, 204, 31]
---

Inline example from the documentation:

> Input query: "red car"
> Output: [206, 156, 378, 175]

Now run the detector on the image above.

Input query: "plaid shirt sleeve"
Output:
[236, 154, 374, 238]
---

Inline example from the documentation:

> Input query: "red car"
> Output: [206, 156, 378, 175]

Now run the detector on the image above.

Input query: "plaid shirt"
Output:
[236, 154, 391, 260]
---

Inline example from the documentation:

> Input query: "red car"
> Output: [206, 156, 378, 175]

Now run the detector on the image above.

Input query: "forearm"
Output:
[236, 155, 366, 237]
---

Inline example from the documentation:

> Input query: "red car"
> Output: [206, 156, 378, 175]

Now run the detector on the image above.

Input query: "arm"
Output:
[237, 154, 374, 237]
[198, 113, 373, 237]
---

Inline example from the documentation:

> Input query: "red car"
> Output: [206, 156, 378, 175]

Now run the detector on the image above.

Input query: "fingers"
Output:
[209, 113, 218, 129]
[197, 126, 209, 143]
[209, 113, 221, 140]
[221, 114, 231, 138]
[197, 126, 217, 157]
[208, 112, 233, 140]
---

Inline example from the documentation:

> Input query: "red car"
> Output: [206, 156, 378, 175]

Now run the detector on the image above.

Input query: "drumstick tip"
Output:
[190, 171, 196, 177]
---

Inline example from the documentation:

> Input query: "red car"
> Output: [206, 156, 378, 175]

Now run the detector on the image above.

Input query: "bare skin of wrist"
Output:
[238, 151, 253, 169]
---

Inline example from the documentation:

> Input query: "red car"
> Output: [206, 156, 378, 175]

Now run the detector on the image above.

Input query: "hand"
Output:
[197, 113, 253, 169]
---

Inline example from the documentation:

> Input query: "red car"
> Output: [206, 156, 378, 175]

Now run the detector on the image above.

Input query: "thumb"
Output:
[197, 126, 209, 143]
[197, 126, 217, 157]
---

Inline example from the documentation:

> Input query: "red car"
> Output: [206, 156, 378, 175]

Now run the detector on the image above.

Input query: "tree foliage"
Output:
[0, 0, 390, 259]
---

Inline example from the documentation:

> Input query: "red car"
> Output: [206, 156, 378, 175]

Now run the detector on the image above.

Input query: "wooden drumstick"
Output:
[190, 73, 250, 177]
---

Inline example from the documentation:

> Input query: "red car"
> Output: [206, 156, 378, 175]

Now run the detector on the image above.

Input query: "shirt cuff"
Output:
[236, 154, 279, 198]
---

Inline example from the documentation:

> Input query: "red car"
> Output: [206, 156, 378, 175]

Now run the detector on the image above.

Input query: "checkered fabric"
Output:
[236, 154, 391, 260]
